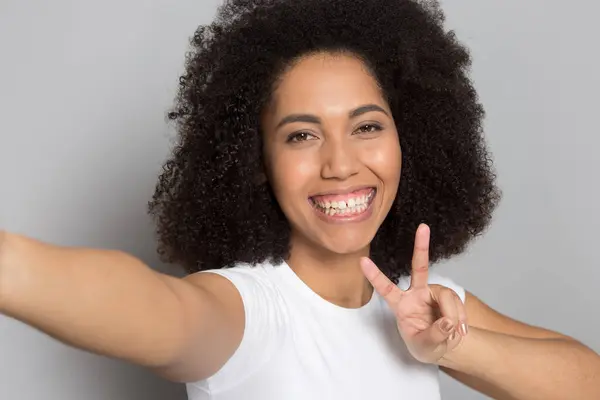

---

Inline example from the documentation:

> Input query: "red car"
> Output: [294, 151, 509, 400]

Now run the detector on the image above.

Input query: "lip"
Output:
[308, 187, 377, 224]
[309, 185, 376, 197]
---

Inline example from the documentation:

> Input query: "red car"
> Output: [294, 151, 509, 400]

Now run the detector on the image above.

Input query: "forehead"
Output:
[268, 52, 385, 116]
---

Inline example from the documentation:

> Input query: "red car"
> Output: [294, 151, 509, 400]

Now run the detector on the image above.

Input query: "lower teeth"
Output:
[318, 204, 367, 216]
[311, 190, 375, 216]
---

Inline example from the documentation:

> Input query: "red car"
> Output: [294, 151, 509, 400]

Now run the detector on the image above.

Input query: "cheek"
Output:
[363, 136, 402, 183]
[268, 150, 319, 202]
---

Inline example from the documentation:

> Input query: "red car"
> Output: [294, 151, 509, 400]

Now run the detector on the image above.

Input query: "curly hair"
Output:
[148, 0, 501, 283]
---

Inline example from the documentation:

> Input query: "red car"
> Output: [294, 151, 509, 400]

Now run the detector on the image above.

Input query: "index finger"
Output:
[360, 257, 403, 306]
[410, 223, 430, 290]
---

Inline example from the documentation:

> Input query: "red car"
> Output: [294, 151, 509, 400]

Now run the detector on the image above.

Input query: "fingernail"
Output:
[449, 331, 457, 341]
[459, 322, 469, 336]
[441, 319, 454, 333]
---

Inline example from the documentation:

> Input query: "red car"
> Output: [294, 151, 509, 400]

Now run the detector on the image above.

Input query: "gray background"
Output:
[0, 0, 598, 399]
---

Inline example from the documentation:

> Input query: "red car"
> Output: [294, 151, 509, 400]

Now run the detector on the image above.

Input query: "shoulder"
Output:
[186, 260, 288, 329]
[185, 261, 288, 390]
[192, 261, 283, 301]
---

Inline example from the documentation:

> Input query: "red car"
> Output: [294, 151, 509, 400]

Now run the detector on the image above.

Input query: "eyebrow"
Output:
[275, 104, 389, 130]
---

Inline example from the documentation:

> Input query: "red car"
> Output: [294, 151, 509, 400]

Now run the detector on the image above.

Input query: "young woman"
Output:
[1, 0, 598, 399]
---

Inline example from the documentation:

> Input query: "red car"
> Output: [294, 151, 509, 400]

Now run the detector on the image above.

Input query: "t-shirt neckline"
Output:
[276, 260, 380, 316]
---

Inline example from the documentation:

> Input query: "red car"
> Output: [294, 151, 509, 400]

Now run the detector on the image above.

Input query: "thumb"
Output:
[418, 317, 455, 348]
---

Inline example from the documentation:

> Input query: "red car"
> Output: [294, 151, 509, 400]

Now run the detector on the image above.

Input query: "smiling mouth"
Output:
[309, 187, 376, 217]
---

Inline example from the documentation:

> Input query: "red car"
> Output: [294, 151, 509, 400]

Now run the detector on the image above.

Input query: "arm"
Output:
[440, 292, 600, 400]
[0, 231, 244, 383]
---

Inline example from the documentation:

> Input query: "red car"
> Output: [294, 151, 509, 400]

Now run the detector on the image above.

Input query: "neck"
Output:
[286, 233, 373, 309]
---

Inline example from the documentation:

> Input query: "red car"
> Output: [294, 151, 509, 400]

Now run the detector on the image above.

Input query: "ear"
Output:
[253, 171, 268, 185]
[254, 149, 270, 185]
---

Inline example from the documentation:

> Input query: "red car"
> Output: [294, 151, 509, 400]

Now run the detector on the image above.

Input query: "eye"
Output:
[354, 123, 383, 134]
[286, 131, 317, 143]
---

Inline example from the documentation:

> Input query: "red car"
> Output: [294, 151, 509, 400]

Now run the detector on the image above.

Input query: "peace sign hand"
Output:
[360, 224, 469, 364]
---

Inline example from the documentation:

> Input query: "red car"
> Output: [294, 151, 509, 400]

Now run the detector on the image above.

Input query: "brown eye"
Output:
[287, 131, 316, 143]
[355, 124, 383, 134]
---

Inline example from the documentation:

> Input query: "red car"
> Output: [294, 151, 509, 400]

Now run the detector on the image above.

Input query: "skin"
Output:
[0, 51, 598, 398]
[261, 52, 401, 307]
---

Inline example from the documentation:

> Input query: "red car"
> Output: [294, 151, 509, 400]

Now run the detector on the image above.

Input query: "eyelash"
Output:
[355, 123, 383, 134]
[286, 123, 383, 143]
[286, 131, 314, 143]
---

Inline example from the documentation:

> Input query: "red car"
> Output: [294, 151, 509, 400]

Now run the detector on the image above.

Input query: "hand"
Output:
[360, 223, 469, 364]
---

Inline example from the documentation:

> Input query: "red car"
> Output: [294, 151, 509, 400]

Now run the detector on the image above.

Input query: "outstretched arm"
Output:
[0, 231, 244, 383]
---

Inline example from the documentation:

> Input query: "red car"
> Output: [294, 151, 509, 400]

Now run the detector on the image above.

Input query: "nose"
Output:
[320, 136, 359, 180]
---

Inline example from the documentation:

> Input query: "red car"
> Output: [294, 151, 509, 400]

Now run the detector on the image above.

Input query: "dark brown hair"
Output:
[149, 0, 501, 283]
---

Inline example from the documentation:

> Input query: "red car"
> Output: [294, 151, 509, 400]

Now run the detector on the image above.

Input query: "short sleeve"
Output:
[191, 265, 287, 393]
[427, 271, 466, 303]
[397, 270, 466, 303]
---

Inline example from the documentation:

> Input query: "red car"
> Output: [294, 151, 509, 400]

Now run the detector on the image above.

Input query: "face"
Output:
[261, 52, 402, 255]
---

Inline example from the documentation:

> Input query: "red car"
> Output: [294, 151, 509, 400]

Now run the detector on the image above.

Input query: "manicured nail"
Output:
[449, 331, 457, 341]
[441, 319, 454, 333]
[459, 322, 469, 336]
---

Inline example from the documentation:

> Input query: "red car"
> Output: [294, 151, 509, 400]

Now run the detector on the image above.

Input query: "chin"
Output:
[316, 232, 374, 256]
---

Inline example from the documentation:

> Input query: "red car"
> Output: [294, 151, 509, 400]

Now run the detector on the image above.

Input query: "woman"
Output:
[0, 0, 598, 399]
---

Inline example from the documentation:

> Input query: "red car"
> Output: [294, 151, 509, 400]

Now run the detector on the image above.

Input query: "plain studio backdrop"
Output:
[0, 0, 598, 399]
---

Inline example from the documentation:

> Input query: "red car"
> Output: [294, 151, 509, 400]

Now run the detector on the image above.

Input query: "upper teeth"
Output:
[314, 191, 374, 209]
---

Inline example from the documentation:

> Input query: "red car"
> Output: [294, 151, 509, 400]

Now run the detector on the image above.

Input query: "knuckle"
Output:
[381, 282, 395, 295]
[415, 263, 428, 270]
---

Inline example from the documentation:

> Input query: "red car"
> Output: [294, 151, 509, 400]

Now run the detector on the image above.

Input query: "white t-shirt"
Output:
[186, 260, 465, 400]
